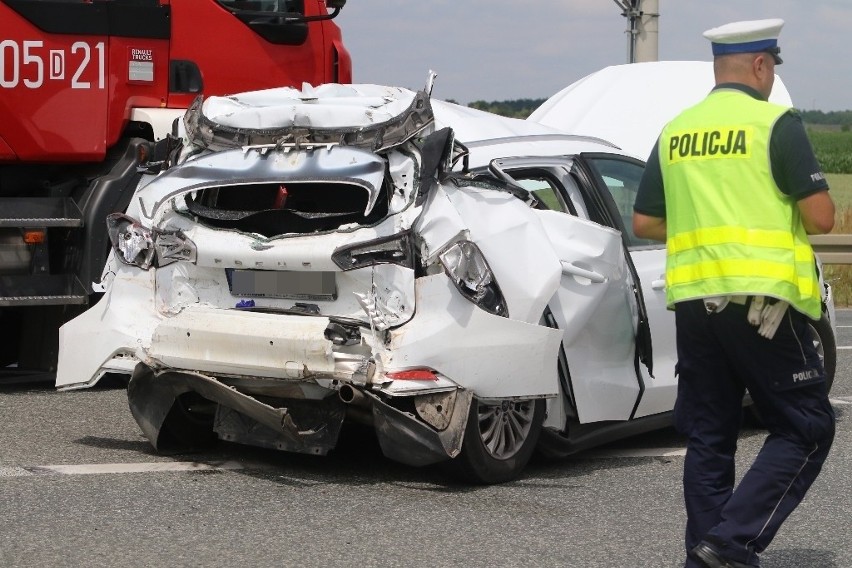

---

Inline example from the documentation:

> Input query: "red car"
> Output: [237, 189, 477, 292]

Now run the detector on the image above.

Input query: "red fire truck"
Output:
[0, 0, 351, 381]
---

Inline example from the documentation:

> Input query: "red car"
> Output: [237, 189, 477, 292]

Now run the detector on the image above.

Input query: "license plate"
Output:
[227, 269, 336, 300]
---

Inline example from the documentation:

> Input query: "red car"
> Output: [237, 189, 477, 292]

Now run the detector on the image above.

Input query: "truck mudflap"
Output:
[365, 389, 473, 467]
[127, 365, 345, 454]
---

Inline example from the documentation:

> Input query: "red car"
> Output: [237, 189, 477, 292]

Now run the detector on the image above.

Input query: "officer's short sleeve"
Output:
[771, 112, 829, 200]
[634, 139, 666, 217]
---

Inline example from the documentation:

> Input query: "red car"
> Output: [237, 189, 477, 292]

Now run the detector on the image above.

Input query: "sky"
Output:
[335, 0, 851, 112]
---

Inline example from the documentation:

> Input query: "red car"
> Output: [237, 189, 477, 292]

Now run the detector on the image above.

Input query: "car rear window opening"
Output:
[183, 181, 389, 237]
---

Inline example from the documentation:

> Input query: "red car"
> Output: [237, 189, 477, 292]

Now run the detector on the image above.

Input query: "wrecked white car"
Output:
[56, 73, 837, 484]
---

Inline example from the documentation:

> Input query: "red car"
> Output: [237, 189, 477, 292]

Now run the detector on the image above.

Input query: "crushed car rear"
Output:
[57, 83, 566, 482]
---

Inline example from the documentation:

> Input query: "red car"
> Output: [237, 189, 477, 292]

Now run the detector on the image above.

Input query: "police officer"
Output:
[632, 19, 836, 568]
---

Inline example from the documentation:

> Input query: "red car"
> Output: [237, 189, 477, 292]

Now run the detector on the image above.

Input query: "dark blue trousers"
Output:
[674, 299, 835, 567]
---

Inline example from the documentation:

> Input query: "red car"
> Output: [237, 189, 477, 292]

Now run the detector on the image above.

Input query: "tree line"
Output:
[466, 98, 548, 119]
[462, 99, 851, 174]
[465, 99, 852, 127]
[798, 110, 852, 128]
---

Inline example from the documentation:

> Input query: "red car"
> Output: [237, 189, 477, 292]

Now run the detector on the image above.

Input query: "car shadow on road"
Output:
[71, 423, 691, 492]
[70, 418, 776, 492]
[73, 435, 162, 455]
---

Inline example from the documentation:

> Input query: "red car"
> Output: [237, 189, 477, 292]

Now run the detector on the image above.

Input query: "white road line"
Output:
[836, 346, 852, 350]
[579, 447, 687, 459]
[831, 396, 852, 406]
[0, 461, 243, 478]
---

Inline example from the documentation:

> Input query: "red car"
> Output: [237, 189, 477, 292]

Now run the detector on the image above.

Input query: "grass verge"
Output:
[821, 174, 852, 307]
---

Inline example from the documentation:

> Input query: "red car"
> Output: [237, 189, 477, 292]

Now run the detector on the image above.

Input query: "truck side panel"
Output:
[0, 0, 352, 379]
[0, 1, 172, 162]
[167, 1, 338, 109]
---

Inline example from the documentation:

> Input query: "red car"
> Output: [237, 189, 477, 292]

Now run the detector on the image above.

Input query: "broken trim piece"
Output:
[366, 388, 473, 467]
[127, 365, 346, 452]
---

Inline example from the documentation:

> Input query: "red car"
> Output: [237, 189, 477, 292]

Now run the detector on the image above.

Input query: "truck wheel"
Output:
[0, 309, 22, 368]
[450, 397, 545, 484]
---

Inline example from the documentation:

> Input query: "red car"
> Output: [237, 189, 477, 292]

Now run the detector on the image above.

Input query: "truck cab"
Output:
[0, 0, 351, 379]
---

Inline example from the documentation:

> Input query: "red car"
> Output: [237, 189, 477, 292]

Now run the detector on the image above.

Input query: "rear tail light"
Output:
[386, 369, 438, 381]
[439, 240, 508, 317]
[107, 213, 197, 270]
[332, 231, 414, 271]
[108, 214, 156, 269]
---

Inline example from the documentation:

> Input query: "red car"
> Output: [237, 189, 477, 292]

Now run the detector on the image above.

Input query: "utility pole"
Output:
[613, 0, 659, 63]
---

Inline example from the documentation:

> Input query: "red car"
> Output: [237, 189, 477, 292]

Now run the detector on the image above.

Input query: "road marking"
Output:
[831, 396, 852, 406]
[580, 447, 687, 459]
[836, 346, 852, 350]
[0, 461, 242, 478]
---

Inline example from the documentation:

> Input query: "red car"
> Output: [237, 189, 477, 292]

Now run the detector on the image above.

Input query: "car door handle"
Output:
[560, 261, 606, 283]
[651, 277, 666, 290]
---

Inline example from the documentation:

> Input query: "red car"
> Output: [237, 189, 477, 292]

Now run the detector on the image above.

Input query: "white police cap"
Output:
[703, 18, 784, 64]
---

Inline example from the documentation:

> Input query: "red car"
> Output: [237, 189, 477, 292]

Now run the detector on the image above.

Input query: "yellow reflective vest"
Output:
[659, 88, 821, 319]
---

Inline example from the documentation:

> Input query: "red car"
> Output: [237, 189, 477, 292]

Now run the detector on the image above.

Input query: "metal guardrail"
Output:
[810, 234, 852, 264]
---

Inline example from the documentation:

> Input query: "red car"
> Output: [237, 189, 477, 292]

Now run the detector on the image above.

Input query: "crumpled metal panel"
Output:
[415, 181, 561, 325]
[127, 367, 345, 454]
[214, 398, 345, 456]
[183, 86, 434, 154]
[367, 388, 473, 467]
[136, 145, 387, 223]
[442, 183, 562, 325]
[56, 260, 161, 389]
[536, 210, 641, 423]
[383, 273, 562, 400]
[145, 307, 335, 379]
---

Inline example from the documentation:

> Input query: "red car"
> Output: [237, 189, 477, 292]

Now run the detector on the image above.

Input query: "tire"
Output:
[450, 398, 545, 484]
[0, 308, 22, 368]
[809, 312, 836, 394]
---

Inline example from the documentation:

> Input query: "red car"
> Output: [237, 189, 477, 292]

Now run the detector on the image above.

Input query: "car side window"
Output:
[516, 177, 570, 213]
[509, 169, 589, 219]
[587, 157, 658, 248]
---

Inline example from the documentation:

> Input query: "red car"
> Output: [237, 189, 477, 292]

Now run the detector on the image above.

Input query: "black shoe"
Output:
[690, 541, 754, 568]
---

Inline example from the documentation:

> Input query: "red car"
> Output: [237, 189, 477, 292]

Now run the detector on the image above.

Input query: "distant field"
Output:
[809, 129, 852, 174]
[827, 173, 852, 209]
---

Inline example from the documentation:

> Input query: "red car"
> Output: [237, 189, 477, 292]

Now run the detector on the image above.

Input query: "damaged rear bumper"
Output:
[127, 364, 472, 467]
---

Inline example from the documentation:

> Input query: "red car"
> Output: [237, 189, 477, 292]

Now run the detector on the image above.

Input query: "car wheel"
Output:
[748, 312, 837, 425]
[451, 398, 545, 484]
[809, 312, 836, 393]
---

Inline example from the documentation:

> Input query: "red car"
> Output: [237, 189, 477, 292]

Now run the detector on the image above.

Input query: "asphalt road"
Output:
[1, 313, 851, 568]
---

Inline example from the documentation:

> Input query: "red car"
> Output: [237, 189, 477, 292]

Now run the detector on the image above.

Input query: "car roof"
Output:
[430, 99, 631, 169]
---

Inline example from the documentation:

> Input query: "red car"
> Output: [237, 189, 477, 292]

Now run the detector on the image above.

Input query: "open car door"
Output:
[495, 156, 648, 423]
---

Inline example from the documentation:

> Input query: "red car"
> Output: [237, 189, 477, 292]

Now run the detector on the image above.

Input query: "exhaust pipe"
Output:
[339, 384, 369, 407]
[339, 384, 373, 425]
